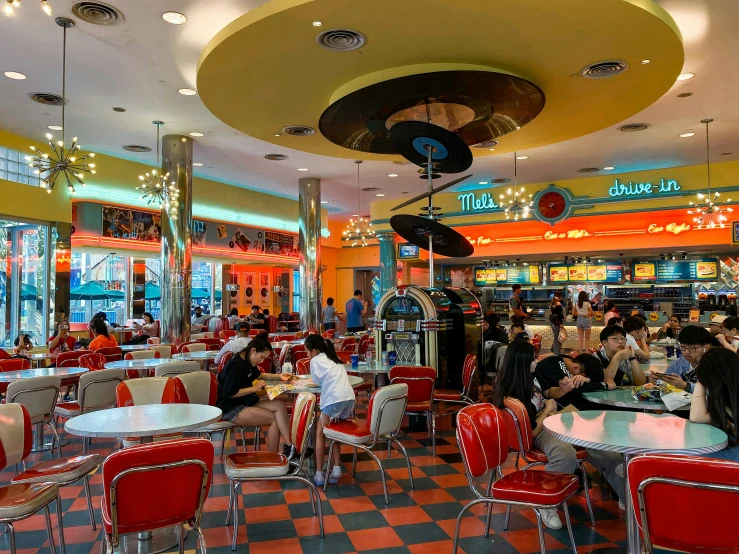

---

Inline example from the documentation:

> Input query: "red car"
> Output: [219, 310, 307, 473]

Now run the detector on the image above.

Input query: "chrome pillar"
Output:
[377, 232, 397, 296]
[298, 177, 321, 332]
[160, 135, 193, 346]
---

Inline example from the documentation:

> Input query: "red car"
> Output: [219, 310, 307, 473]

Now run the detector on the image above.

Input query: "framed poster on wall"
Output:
[259, 272, 271, 306]
[243, 272, 256, 306]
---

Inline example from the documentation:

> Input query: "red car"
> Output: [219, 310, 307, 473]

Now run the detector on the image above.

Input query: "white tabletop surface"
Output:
[104, 358, 170, 369]
[119, 344, 150, 351]
[64, 404, 222, 438]
[0, 366, 88, 383]
[288, 375, 363, 394]
[26, 352, 59, 360]
[172, 351, 218, 360]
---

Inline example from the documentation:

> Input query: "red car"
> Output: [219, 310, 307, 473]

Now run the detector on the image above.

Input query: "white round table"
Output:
[172, 351, 217, 360]
[26, 352, 58, 367]
[289, 374, 363, 394]
[120, 344, 150, 352]
[104, 359, 170, 371]
[544, 411, 728, 554]
[0, 366, 88, 383]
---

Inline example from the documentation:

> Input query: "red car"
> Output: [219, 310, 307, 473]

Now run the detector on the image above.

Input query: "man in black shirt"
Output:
[535, 354, 615, 410]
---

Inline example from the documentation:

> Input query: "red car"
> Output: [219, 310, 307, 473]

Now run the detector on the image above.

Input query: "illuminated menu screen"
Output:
[474, 265, 541, 286]
[631, 258, 719, 283]
[548, 262, 625, 284]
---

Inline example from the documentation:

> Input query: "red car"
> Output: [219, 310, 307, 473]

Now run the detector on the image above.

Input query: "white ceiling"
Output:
[0, 0, 737, 219]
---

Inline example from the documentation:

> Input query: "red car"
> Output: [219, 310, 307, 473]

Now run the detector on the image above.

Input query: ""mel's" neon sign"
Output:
[609, 178, 681, 198]
[458, 192, 499, 212]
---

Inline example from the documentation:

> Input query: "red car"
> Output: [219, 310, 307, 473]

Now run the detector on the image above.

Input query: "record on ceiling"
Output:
[390, 214, 474, 258]
[389, 121, 473, 173]
[319, 70, 545, 155]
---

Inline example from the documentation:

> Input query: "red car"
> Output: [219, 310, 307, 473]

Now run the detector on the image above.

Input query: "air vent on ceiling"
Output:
[678, 92, 692, 98]
[29, 93, 67, 106]
[577, 167, 601, 173]
[316, 29, 366, 52]
[361, 187, 380, 192]
[122, 145, 151, 153]
[492, 178, 511, 184]
[264, 154, 289, 161]
[282, 125, 315, 136]
[71, 1, 125, 25]
[618, 123, 650, 133]
[472, 140, 500, 148]
[580, 60, 629, 79]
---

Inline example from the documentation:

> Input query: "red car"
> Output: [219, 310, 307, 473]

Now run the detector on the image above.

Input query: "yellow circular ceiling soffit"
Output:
[197, 0, 683, 161]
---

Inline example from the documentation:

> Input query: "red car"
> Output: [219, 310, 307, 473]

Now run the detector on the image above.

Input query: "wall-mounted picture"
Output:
[244, 272, 256, 305]
[259, 272, 271, 303]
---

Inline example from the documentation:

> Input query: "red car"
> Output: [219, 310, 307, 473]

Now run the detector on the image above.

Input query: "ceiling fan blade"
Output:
[391, 174, 473, 211]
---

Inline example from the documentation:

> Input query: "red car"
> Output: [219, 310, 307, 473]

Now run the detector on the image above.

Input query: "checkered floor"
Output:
[0, 405, 659, 554]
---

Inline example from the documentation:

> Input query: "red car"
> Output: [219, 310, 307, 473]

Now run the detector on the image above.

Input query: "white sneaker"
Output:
[540, 508, 562, 530]
[329, 466, 342, 484]
[314, 471, 325, 486]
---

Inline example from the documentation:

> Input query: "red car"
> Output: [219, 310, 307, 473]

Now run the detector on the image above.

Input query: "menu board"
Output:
[474, 264, 541, 286]
[548, 262, 625, 284]
[631, 258, 719, 283]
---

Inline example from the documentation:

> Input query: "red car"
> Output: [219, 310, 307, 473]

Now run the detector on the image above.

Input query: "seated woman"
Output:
[226, 307, 243, 329]
[48, 323, 73, 353]
[493, 341, 624, 530]
[216, 336, 294, 454]
[88, 319, 118, 350]
[124, 312, 158, 345]
[690, 348, 739, 461]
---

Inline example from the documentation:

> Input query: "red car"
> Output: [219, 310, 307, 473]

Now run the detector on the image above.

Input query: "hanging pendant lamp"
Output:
[135, 121, 180, 214]
[498, 152, 533, 221]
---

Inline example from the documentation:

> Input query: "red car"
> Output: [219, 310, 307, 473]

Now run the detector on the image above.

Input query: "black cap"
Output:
[235, 322, 250, 331]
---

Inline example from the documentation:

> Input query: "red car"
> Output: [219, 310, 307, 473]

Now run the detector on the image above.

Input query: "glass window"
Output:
[145, 257, 162, 321]
[70, 253, 127, 325]
[0, 146, 42, 187]
[192, 261, 213, 315]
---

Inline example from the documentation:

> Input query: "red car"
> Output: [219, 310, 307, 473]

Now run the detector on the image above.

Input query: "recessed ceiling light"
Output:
[4, 71, 26, 80]
[640, 59, 651, 65]
[376, 193, 385, 197]
[478, 181, 488, 185]
[178, 88, 197, 96]
[680, 132, 695, 138]
[388, 173, 398, 178]
[297, 168, 309, 171]
[516, 155, 529, 160]
[274, 133, 281, 137]
[677, 72, 694, 81]
[320, 200, 329, 204]
[193, 162, 203, 167]
[162, 11, 187, 25]
[352, 213, 360, 217]
[489, 148, 495, 151]
[47, 125, 63, 131]
[603, 166, 615, 170]
[312, 21, 323, 26]
[189, 132, 204, 137]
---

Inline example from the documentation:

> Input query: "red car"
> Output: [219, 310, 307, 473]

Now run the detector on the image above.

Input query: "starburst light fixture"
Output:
[342, 160, 375, 247]
[687, 118, 733, 228]
[26, 17, 96, 194]
[135, 121, 180, 214]
[498, 152, 533, 220]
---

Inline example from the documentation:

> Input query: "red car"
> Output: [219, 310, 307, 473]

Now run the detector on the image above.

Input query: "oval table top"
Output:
[0, 366, 88, 383]
[25, 352, 59, 361]
[104, 358, 171, 370]
[172, 351, 218, 360]
[289, 375, 363, 394]
[119, 344, 150, 352]
[543, 410, 728, 456]
[342, 361, 420, 374]
[582, 388, 690, 412]
[109, 327, 138, 333]
[65, 404, 222, 438]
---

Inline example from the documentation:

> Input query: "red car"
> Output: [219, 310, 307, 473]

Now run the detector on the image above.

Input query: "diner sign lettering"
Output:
[458, 192, 499, 212]
[609, 178, 681, 198]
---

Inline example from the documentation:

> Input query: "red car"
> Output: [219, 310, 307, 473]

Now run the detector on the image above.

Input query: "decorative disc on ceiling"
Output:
[319, 70, 545, 154]
[390, 214, 474, 258]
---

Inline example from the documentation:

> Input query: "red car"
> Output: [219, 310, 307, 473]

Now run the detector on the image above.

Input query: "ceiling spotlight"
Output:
[4, 71, 26, 80]
[274, 133, 281, 137]
[297, 168, 309, 172]
[680, 132, 695, 138]
[478, 181, 487, 185]
[192, 162, 203, 167]
[677, 72, 695, 81]
[489, 148, 495, 151]
[47, 125, 63, 131]
[603, 166, 615, 170]
[162, 11, 187, 25]
[178, 88, 197, 96]
[189, 132, 204, 137]
[516, 155, 529, 160]
[320, 200, 329, 204]
[312, 21, 323, 26]
[352, 213, 359, 217]
[376, 193, 385, 197]
[640, 59, 651, 64]
[388, 173, 398, 177]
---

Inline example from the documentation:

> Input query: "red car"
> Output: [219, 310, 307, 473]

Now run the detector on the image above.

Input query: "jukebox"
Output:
[373, 285, 482, 392]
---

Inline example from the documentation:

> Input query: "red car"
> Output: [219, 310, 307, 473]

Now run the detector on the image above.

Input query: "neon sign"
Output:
[458, 192, 498, 212]
[609, 178, 681, 198]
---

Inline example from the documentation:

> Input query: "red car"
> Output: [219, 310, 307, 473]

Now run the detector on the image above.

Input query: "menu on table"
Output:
[631, 258, 719, 283]
[548, 262, 625, 284]
[474, 264, 541, 286]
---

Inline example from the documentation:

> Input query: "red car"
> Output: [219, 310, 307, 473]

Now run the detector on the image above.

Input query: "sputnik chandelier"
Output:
[135, 121, 180, 214]
[26, 17, 96, 194]
[4, 0, 51, 17]
[499, 152, 533, 220]
[342, 160, 375, 247]
[687, 118, 733, 228]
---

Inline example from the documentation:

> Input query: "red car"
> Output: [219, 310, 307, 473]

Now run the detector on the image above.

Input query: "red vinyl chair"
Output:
[258, 352, 275, 374]
[0, 404, 66, 554]
[197, 338, 222, 351]
[218, 351, 234, 373]
[290, 344, 308, 365]
[323, 384, 412, 505]
[11, 403, 101, 531]
[279, 334, 296, 342]
[100, 438, 214, 554]
[336, 351, 353, 364]
[452, 404, 578, 554]
[221, 330, 237, 341]
[78, 352, 106, 371]
[389, 366, 437, 456]
[115, 378, 178, 447]
[224, 393, 323, 550]
[321, 329, 336, 339]
[276, 344, 289, 370]
[180, 342, 207, 353]
[358, 335, 371, 357]
[0, 349, 11, 360]
[95, 346, 122, 363]
[0, 358, 31, 397]
[146, 337, 160, 345]
[248, 329, 261, 338]
[295, 358, 310, 375]
[55, 351, 84, 367]
[628, 454, 739, 553]
[124, 350, 161, 378]
[339, 337, 356, 352]
[502, 396, 596, 526]
[434, 354, 477, 406]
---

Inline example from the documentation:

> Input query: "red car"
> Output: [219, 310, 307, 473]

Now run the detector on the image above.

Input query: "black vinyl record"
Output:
[390, 214, 474, 257]
[389, 121, 473, 173]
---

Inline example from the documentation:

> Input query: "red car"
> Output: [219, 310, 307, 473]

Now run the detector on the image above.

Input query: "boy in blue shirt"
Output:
[651, 325, 715, 392]
[346, 290, 368, 332]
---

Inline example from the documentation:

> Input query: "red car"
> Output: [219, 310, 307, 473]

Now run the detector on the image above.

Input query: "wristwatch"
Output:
[628, 357, 637, 362]
[600, 382, 609, 390]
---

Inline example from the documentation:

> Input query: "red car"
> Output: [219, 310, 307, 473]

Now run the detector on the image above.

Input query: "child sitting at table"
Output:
[13, 334, 33, 357]
[304, 334, 356, 486]
[716, 316, 739, 354]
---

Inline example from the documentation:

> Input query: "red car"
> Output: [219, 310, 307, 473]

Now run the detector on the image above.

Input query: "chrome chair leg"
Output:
[578, 461, 596, 526]
[353, 448, 358, 476]
[231, 481, 241, 551]
[83, 474, 96, 531]
[225, 480, 235, 526]
[365, 448, 389, 505]
[44, 505, 56, 554]
[390, 437, 415, 489]
[504, 505, 512, 530]
[452, 498, 489, 554]
[323, 441, 336, 493]
[535, 509, 546, 554]
[56, 496, 67, 554]
[178, 522, 185, 554]
[484, 472, 495, 537]
[562, 502, 577, 552]
[6, 522, 16, 554]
